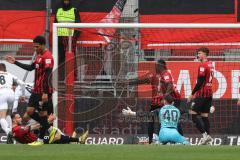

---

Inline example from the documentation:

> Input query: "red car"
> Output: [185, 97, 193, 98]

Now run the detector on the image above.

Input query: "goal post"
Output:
[52, 23, 240, 136]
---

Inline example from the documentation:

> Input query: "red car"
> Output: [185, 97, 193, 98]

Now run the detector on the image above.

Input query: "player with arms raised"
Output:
[188, 47, 214, 145]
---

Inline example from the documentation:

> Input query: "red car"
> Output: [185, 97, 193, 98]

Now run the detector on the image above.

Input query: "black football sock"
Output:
[70, 137, 79, 143]
[177, 123, 184, 136]
[59, 135, 71, 144]
[39, 116, 51, 139]
[148, 112, 155, 144]
[59, 135, 79, 144]
[192, 114, 205, 134]
[202, 117, 210, 134]
[148, 121, 154, 144]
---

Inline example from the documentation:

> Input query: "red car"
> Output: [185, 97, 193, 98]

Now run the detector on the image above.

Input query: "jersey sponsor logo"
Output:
[208, 63, 213, 67]
[45, 59, 51, 64]
[200, 67, 205, 72]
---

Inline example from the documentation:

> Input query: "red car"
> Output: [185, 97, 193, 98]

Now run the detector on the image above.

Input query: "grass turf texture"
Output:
[0, 144, 239, 160]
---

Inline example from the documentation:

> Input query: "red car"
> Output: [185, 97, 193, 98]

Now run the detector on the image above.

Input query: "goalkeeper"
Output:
[158, 95, 189, 145]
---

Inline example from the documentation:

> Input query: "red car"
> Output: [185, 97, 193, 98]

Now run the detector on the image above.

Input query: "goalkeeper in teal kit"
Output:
[158, 95, 189, 144]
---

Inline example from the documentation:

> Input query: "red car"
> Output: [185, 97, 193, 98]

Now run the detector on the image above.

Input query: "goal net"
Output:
[52, 23, 240, 144]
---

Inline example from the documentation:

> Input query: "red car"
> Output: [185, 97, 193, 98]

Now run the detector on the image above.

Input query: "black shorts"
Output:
[150, 99, 181, 112]
[150, 104, 162, 112]
[28, 93, 53, 114]
[191, 97, 212, 113]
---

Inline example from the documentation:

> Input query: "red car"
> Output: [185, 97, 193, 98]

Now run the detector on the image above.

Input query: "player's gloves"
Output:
[122, 107, 136, 116]
[210, 106, 215, 113]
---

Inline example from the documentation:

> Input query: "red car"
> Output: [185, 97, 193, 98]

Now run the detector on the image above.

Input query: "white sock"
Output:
[202, 132, 207, 138]
[6, 115, 12, 129]
[0, 118, 11, 134]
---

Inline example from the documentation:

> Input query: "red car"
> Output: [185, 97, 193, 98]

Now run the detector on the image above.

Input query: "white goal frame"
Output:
[52, 23, 240, 127]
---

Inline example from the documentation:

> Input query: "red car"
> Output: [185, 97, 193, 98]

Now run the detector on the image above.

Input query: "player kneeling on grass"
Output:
[158, 95, 189, 145]
[10, 112, 88, 145]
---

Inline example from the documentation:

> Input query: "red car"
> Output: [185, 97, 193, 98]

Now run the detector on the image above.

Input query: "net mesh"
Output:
[55, 26, 240, 137]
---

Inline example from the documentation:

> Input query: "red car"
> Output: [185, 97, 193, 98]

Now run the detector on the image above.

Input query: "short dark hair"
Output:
[164, 94, 174, 104]
[197, 47, 209, 56]
[33, 35, 46, 45]
[0, 63, 6, 72]
[157, 59, 166, 66]
[11, 112, 18, 120]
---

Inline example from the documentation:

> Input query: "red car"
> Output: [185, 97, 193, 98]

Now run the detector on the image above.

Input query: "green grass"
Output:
[0, 145, 240, 160]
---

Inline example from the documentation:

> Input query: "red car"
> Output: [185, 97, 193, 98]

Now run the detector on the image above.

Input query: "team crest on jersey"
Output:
[35, 64, 39, 68]
[164, 75, 170, 80]
[20, 126, 25, 130]
[208, 63, 213, 67]
[200, 67, 205, 72]
[148, 73, 153, 78]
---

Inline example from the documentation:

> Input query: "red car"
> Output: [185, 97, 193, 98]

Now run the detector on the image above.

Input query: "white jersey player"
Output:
[12, 83, 33, 113]
[0, 63, 23, 135]
[13, 82, 40, 134]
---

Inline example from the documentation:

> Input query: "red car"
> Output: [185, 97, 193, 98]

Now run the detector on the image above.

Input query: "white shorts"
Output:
[0, 88, 15, 110]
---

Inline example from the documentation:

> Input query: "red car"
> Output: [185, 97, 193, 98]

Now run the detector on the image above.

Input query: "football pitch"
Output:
[0, 145, 240, 160]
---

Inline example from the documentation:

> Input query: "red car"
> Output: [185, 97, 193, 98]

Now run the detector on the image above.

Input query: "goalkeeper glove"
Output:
[122, 107, 136, 116]
[210, 106, 215, 113]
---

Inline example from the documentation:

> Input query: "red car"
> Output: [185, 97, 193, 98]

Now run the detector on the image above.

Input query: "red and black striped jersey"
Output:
[33, 50, 54, 94]
[149, 70, 181, 106]
[12, 125, 37, 144]
[195, 61, 214, 98]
